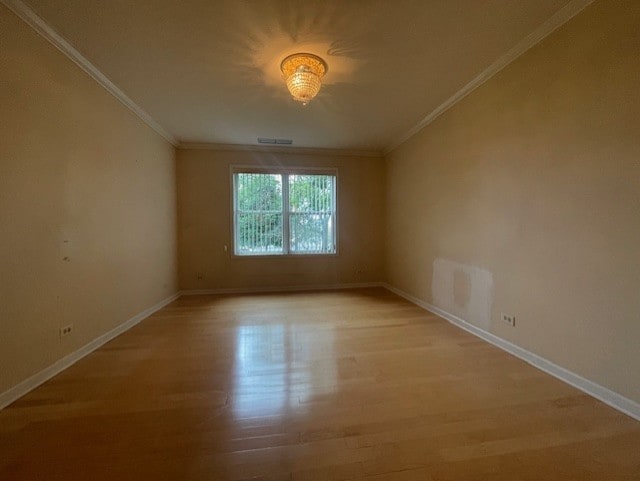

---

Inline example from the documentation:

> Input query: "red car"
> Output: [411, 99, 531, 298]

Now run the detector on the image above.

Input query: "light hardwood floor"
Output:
[1, 288, 639, 480]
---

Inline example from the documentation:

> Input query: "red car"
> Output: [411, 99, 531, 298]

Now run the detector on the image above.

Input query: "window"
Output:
[233, 170, 336, 256]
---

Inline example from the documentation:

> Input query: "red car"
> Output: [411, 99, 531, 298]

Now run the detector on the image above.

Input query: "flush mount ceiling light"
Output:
[280, 53, 328, 106]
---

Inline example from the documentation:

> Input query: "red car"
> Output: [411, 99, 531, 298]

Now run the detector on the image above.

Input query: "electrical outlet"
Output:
[501, 313, 516, 326]
[59, 325, 73, 338]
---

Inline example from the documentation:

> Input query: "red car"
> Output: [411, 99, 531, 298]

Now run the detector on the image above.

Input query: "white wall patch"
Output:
[432, 258, 494, 329]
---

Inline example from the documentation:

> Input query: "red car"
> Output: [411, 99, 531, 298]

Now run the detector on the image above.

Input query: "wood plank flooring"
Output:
[1, 288, 639, 480]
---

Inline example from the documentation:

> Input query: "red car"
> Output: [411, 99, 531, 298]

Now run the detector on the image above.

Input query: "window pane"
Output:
[235, 173, 283, 255]
[288, 175, 335, 254]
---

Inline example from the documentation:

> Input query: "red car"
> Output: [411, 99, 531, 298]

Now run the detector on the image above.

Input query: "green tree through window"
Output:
[236, 173, 283, 254]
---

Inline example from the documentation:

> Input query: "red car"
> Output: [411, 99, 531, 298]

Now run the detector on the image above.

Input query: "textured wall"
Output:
[0, 5, 178, 394]
[177, 149, 385, 290]
[385, 0, 640, 402]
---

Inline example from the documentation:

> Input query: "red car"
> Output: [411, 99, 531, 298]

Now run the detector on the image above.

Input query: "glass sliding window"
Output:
[288, 175, 335, 254]
[234, 173, 283, 255]
[233, 170, 337, 256]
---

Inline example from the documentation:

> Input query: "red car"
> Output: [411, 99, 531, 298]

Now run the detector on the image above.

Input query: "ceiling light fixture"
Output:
[280, 53, 328, 106]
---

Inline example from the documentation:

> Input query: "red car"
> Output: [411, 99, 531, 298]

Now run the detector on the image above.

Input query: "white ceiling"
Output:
[18, 0, 577, 152]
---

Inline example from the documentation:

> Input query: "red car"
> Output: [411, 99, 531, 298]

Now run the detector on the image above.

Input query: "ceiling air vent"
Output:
[257, 137, 293, 145]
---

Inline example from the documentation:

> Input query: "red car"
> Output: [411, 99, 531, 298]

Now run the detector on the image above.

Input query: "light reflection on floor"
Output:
[232, 322, 336, 419]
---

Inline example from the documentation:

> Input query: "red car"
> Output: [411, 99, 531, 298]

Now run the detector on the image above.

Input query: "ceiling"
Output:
[18, 0, 575, 152]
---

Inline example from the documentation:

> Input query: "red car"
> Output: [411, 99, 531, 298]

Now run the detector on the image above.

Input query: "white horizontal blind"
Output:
[233, 171, 336, 255]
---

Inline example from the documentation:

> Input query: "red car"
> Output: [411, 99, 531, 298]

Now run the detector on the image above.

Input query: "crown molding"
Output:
[178, 142, 384, 158]
[384, 0, 596, 155]
[4, 0, 595, 156]
[2, 0, 178, 146]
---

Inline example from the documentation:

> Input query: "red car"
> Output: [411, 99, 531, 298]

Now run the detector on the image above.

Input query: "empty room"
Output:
[1, 0, 639, 479]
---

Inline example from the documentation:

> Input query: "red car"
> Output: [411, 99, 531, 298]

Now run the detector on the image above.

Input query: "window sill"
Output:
[231, 252, 339, 259]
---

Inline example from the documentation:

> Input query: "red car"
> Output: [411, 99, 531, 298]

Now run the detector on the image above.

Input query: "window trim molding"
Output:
[229, 165, 339, 258]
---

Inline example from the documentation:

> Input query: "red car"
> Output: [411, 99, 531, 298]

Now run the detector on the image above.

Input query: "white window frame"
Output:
[231, 166, 338, 257]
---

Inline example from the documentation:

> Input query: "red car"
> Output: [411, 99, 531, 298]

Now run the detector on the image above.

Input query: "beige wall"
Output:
[3, 0, 637, 410]
[177, 149, 385, 290]
[386, 0, 640, 402]
[0, 5, 178, 394]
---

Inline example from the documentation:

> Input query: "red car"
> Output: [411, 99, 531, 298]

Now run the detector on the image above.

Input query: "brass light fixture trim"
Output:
[280, 53, 328, 105]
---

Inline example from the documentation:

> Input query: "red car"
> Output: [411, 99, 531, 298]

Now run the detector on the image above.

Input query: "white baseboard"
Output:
[1, 284, 384, 410]
[180, 282, 384, 296]
[383, 283, 640, 422]
[0, 292, 180, 410]
[8, 283, 636, 422]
